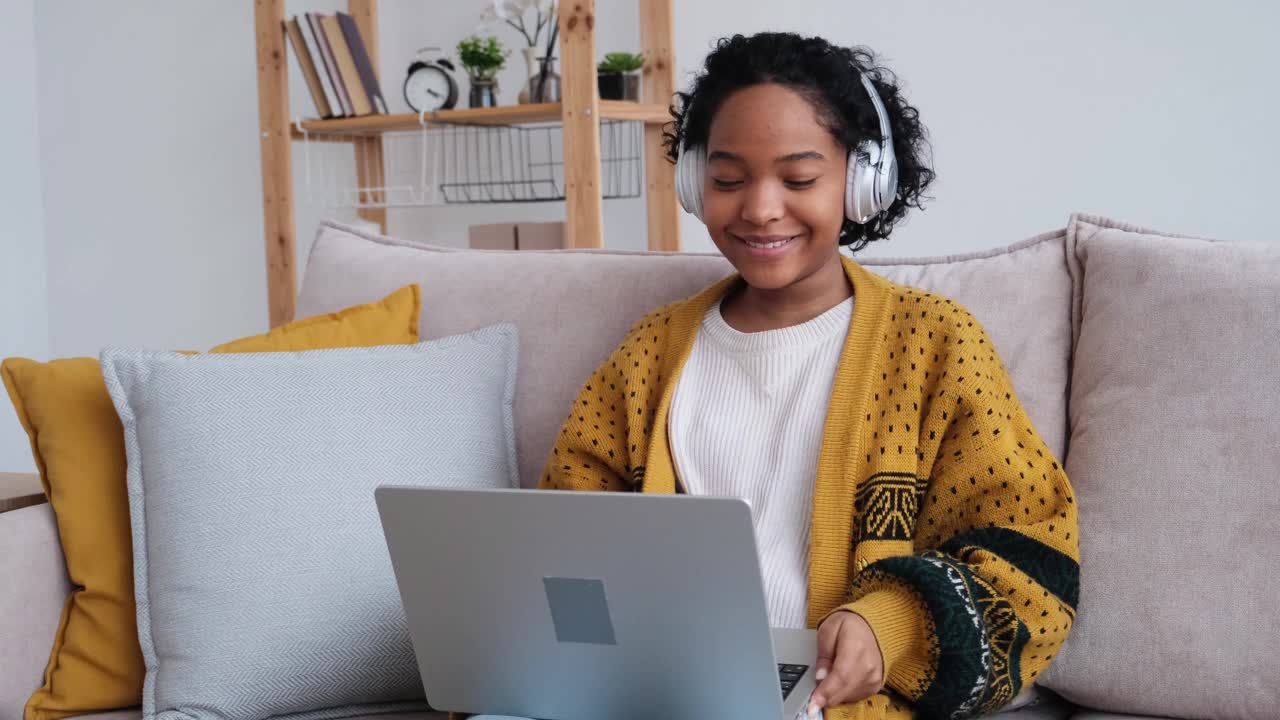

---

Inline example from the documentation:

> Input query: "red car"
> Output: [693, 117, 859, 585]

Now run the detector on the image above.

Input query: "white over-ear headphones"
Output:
[675, 73, 898, 225]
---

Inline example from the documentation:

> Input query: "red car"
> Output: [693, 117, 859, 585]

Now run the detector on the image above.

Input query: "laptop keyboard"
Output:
[778, 663, 809, 700]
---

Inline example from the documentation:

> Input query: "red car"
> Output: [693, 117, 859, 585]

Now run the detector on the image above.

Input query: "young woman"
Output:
[536, 32, 1080, 719]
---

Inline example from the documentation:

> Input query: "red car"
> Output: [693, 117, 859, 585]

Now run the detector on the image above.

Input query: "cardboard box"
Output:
[516, 222, 565, 250]
[468, 222, 565, 250]
[468, 223, 517, 250]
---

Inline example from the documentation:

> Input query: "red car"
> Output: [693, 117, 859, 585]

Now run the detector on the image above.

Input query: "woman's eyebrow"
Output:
[775, 150, 826, 162]
[707, 149, 827, 163]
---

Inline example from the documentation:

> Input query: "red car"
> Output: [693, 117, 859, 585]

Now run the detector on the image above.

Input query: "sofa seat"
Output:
[70, 707, 450, 712]
[63, 694, 1180, 720]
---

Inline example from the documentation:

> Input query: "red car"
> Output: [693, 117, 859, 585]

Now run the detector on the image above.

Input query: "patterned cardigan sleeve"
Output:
[828, 315, 1081, 719]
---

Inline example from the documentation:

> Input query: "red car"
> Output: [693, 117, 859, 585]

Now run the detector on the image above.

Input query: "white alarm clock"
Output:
[404, 50, 458, 113]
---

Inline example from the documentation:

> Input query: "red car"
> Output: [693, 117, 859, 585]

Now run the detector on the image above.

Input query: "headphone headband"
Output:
[860, 73, 892, 158]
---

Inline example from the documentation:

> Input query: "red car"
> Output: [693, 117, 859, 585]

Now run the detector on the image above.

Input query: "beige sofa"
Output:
[3, 213, 1276, 720]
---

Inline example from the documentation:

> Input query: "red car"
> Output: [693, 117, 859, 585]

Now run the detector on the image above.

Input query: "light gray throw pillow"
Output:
[1039, 216, 1280, 719]
[100, 326, 519, 720]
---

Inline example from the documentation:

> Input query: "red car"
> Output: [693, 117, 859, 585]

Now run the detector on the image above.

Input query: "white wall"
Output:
[4, 0, 1279, 470]
[0, 0, 49, 472]
[671, 0, 1280, 256]
[34, 1, 269, 358]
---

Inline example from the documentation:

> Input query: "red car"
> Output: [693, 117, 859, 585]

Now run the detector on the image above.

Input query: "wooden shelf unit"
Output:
[254, 0, 679, 327]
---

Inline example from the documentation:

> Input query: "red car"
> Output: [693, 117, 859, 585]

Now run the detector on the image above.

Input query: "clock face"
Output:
[405, 65, 454, 112]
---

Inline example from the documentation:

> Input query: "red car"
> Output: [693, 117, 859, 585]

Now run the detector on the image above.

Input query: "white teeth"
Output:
[743, 237, 791, 249]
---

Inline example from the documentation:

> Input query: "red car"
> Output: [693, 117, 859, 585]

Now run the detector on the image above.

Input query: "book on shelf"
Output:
[308, 12, 354, 116]
[320, 14, 371, 116]
[284, 18, 333, 118]
[282, 12, 385, 119]
[299, 13, 348, 116]
[337, 12, 388, 114]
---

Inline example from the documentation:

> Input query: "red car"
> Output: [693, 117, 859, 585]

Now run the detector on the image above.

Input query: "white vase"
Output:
[519, 46, 539, 104]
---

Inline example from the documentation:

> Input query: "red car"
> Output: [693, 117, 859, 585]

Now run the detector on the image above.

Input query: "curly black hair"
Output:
[663, 32, 936, 252]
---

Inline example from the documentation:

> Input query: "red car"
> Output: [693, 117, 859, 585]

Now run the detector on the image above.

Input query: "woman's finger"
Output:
[812, 612, 886, 711]
[810, 614, 851, 713]
[814, 614, 842, 681]
[812, 632, 862, 710]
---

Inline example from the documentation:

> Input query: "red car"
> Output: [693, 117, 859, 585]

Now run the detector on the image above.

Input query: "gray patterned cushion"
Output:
[99, 327, 519, 720]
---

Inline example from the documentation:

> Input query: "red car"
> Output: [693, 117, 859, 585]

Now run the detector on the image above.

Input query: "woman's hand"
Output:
[808, 610, 885, 714]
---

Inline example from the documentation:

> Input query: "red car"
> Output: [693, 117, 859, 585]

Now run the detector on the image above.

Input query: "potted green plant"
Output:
[457, 35, 510, 107]
[597, 52, 645, 101]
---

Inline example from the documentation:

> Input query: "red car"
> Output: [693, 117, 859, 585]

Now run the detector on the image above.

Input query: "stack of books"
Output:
[284, 12, 388, 118]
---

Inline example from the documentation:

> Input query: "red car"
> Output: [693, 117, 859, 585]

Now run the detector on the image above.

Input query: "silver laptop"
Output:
[376, 486, 820, 720]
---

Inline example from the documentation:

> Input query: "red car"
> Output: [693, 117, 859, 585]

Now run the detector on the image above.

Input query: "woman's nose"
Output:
[739, 181, 785, 226]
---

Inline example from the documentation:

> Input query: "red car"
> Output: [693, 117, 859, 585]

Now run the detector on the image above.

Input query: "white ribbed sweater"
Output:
[668, 295, 854, 629]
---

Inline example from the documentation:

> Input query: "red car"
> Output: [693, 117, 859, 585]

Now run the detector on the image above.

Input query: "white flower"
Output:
[478, 0, 555, 46]
[488, 0, 527, 21]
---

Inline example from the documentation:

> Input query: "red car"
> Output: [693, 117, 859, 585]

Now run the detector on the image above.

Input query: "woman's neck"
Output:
[720, 253, 853, 333]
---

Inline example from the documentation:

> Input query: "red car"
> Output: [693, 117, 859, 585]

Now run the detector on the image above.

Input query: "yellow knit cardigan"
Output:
[540, 256, 1080, 720]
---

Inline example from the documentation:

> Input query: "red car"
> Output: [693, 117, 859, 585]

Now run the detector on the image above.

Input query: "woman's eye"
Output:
[785, 178, 817, 189]
[711, 178, 743, 189]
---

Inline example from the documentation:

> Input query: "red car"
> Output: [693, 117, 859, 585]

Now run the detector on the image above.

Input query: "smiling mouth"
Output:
[733, 233, 799, 252]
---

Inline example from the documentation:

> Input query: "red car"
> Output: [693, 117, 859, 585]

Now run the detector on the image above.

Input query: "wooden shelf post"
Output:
[639, 0, 679, 251]
[349, 0, 387, 232]
[254, 0, 296, 327]
[558, 0, 605, 248]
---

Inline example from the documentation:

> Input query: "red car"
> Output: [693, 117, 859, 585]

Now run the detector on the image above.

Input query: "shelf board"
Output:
[292, 100, 670, 138]
[599, 100, 672, 123]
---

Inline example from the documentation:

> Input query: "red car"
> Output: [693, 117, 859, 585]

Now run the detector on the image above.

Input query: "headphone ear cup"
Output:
[675, 145, 706, 221]
[845, 141, 882, 224]
[878, 145, 899, 215]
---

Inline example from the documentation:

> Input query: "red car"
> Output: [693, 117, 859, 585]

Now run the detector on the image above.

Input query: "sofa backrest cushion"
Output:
[298, 222, 1074, 490]
[1039, 214, 1280, 719]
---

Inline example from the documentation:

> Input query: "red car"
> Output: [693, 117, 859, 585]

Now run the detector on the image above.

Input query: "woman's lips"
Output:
[733, 232, 799, 257]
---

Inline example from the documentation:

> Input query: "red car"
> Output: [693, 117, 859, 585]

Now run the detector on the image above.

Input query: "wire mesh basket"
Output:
[296, 119, 644, 209]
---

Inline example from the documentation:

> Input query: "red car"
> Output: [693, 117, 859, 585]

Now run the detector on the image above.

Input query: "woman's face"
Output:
[702, 82, 848, 291]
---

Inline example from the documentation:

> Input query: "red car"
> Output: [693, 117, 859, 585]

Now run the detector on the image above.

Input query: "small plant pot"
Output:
[622, 72, 642, 102]
[598, 72, 624, 100]
[469, 78, 499, 108]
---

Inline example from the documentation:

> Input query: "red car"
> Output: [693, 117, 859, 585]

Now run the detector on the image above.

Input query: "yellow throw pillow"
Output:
[2, 284, 420, 720]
